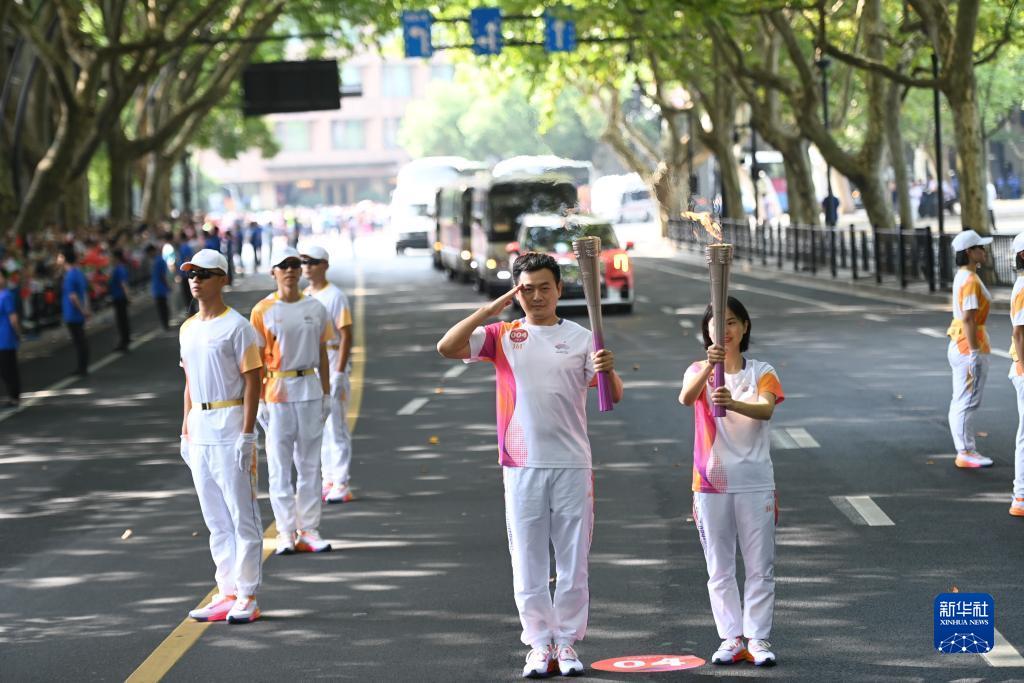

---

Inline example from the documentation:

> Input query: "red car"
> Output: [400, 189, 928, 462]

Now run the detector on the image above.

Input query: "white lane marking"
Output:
[397, 397, 430, 415]
[443, 365, 468, 380]
[917, 327, 947, 339]
[983, 628, 1024, 667]
[771, 430, 798, 450]
[838, 495, 895, 526]
[787, 427, 820, 448]
[636, 295, 651, 303]
[991, 349, 1012, 360]
[863, 313, 888, 322]
[660, 306, 675, 316]
[678, 319, 694, 329]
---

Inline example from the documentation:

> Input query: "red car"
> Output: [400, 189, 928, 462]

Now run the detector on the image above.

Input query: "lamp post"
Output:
[816, 57, 837, 227]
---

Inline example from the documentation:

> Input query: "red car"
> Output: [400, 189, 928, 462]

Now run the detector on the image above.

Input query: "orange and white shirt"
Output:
[948, 269, 991, 355]
[304, 283, 352, 374]
[250, 293, 332, 403]
[466, 318, 596, 468]
[683, 359, 784, 494]
[1010, 276, 1024, 378]
[180, 308, 262, 445]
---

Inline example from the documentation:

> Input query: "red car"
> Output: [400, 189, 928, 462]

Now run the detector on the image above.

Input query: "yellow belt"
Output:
[327, 343, 340, 349]
[946, 319, 986, 339]
[200, 398, 243, 410]
[266, 367, 316, 378]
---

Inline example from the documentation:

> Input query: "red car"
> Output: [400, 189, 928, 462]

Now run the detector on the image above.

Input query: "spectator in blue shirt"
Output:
[0, 267, 21, 406]
[204, 226, 222, 254]
[58, 246, 90, 377]
[147, 244, 170, 330]
[176, 232, 195, 311]
[109, 248, 131, 352]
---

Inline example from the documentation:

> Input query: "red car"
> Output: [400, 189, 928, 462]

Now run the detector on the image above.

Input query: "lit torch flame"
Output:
[681, 210, 722, 243]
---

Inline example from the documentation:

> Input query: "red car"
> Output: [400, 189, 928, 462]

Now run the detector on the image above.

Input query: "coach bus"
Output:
[492, 155, 594, 211]
[435, 178, 478, 281]
[468, 173, 578, 297]
[390, 156, 485, 257]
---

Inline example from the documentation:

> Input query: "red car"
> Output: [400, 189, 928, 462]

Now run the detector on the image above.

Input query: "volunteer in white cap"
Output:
[178, 249, 264, 624]
[946, 229, 994, 468]
[250, 246, 334, 554]
[300, 244, 356, 504]
[1007, 232, 1024, 515]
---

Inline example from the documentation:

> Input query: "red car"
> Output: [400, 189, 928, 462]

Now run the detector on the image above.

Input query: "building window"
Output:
[275, 121, 311, 152]
[382, 118, 402, 149]
[430, 64, 455, 82]
[382, 64, 412, 98]
[332, 120, 366, 150]
[341, 64, 363, 96]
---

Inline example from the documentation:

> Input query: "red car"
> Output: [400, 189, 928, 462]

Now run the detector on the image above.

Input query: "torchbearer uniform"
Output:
[301, 245, 355, 501]
[684, 360, 784, 645]
[251, 248, 333, 554]
[1008, 232, 1024, 516]
[179, 251, 264, 623]
[947, 232, 993, 462]
[465, 318, 597, 650]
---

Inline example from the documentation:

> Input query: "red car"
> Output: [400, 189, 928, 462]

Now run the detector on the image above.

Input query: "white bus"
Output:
[390, 157, 485, 256]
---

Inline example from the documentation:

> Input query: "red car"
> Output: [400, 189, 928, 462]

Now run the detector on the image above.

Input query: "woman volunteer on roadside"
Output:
[946, 229, 994, 469]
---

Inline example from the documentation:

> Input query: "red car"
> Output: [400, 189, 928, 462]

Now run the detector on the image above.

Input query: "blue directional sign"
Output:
[544, 8, 577, 53]
[470, 7, 503, 56]
[402, 10, 433, 58]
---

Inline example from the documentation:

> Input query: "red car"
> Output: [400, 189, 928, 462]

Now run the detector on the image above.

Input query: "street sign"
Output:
[470, 7, 503, 56]
[402, 10, 433, 58]
[544, 8, 576, 52]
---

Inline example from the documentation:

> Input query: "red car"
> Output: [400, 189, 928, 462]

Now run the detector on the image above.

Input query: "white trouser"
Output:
[693, 490, 776, 640]
[947, 342, 989, 453]
[322, 372, 352, 485]
[503, 467, 594, 648]
[1013, 375, 1024, 497]
[187, 442, 263, 597]
[266, 399, 324, 534]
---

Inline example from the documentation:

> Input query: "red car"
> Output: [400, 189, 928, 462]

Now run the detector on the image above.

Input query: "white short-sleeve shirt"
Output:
[305, 283, 352, 374]
[250, 293, 332, 403]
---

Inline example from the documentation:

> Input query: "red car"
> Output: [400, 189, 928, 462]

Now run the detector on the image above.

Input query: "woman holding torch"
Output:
[436, 252, 623, 679]
[680, 296, 783, 667]
[946, 230, 994, 469]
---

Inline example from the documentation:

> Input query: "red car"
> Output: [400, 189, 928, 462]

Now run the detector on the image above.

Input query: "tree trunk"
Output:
[11, 106, 81, 234]
[885, 84, 914, 230]
[780, 139, 819, 227]
[948, 89, 987, 234]
[62, 171, 90, 229]
[650, 160, 683, 236]
[108, 132, 133, 228]
[141, 153, 174, 225]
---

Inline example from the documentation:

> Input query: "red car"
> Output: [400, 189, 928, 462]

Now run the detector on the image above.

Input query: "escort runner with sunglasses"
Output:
[186, 268, 225, 280]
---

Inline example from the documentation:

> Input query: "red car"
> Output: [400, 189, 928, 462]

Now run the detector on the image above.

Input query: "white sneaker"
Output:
[275, 531, 295, 555]
[555, 644, 584, 676]
[955, 451, 993, 468]
[295, 528, 332, 553]
[226, 595, 261, 624]
[188, 593, 235, 622]
[325, 482, 354, 504]
[1010, 497, 1024, 517]
[322, 480, 333, 498]
[522, 645, 556, 678]
[711, 637, 746, 664]
[747, 639, 776, 666]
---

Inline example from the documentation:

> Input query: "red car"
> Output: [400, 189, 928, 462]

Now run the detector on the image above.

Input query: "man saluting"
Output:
[437, 253, 624, 678]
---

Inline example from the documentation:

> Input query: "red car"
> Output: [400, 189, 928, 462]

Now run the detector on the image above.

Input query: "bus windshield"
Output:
[522, 223, 620, 252]
[489, 183, 577, 237]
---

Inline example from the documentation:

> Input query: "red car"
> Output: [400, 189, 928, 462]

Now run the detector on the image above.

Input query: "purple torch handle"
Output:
[712, 362, 726, 417]
[593, 330, 613, 412]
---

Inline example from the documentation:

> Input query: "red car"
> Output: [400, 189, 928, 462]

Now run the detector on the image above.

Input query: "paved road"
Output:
[1, 236, 1022, 681]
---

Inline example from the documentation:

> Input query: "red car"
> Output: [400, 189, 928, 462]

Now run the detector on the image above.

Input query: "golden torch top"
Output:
[705, 243, 734, 266]
[572, 235, 602, 259]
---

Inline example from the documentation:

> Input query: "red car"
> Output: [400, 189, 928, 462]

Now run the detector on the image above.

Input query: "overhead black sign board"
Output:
[242, 60, 340, 116]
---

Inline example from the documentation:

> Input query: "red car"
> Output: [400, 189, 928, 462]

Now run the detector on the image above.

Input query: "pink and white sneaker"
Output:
[522, 645, 556, 678]
[955, 451, 993, 468]
[555, 644, 584, 676]
[322, 481, 333, 499]
[1010, 497, 1024, 517]
[711, 637, 747, 664]
[295, 529, 332, 553]
[325, 482, 354, 504]
[188, 593, 236, 622]
[226, 596, 261, 624]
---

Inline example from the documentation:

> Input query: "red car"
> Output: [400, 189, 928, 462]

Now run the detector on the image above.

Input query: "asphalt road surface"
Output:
[1, 234, 1023, 681]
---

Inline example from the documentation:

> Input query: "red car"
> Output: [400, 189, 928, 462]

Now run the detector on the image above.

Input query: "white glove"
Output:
[330, 372, 345, 400]
[257, 400, 269, 433]
[235, 432, 258, 472]
[179, 434, 191, 467]
[321, 395, 332, 423]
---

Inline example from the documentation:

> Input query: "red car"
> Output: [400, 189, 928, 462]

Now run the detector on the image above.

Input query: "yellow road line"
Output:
[126, 268, 366, 682]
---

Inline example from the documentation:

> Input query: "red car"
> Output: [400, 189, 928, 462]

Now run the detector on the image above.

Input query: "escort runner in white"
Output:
[300, 244, 355, 504]
[437, 252, 624, 679]
[251, 246, 334, 555]
[178, 249, 264, 624]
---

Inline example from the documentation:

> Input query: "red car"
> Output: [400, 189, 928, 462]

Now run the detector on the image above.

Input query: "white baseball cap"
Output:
[180, 248, 228, 273]
[951, 229, 993, 252]
[299, 245, 330, 262]
[1012, 231, 1024, 254]
[270, 246, 301, 268]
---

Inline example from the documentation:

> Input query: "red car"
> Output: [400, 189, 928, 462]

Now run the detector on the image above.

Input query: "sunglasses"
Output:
[186, 268, 225, 280]
[301, 258, 326, 266]
[275, 259, 302, 270]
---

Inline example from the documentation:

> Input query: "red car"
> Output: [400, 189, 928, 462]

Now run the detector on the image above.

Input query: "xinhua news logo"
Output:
[934, 593, 994, 654]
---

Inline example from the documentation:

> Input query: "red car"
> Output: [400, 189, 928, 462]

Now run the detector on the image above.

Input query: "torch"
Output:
[573, 235, 614, 412]
[705, 243, 734, 418]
